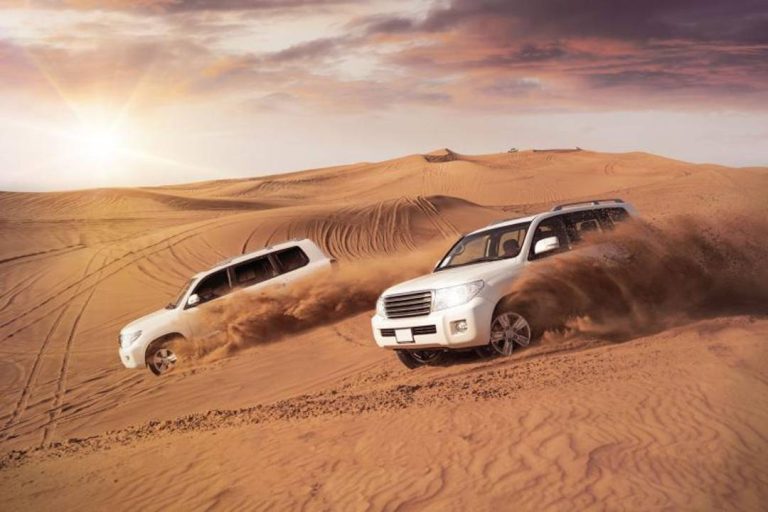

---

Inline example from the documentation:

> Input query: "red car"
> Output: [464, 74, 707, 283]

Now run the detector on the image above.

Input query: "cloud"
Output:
[419, 0, 768, 44]
[267, 37, 343, 63]
[28, 0, 355, 13]
[1, 0, 766, 114]
[347, 0, 768, 109]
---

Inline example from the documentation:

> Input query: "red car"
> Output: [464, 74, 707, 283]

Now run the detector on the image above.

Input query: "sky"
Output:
[0, 0, 766, 191]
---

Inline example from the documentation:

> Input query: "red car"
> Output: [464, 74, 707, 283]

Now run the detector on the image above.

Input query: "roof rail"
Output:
[551, 198, 625, 211]
[486, 215, 524, 227]
[213, 256, 237, 267]
[214, 238, 311, 268]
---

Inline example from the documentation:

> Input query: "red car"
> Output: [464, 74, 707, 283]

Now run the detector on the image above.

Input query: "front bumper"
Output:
[371, 296, 494, 350]
[118, 341, 146, 369]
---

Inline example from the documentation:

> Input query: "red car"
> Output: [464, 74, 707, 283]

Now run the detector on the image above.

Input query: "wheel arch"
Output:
[491, 294, 542, 338]
[144, 332, 187, 358]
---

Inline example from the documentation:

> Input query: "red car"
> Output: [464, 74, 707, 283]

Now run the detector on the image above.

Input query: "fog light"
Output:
[450, 319, 469, 334]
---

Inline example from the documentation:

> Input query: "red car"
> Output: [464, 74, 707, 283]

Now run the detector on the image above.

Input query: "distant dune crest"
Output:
[423, 148, 461, 163]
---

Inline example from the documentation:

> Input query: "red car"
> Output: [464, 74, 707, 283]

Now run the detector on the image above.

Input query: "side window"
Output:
[595, 207, 630, 230]
[563, 210, 601, 244]
[529, 216, 569, 260]
[498, 228, 525, 258]
[595, 208, 615, 230]
[191, 269, 231, 305]
[605, 207, 629, 224]
[273, 246, 310, 274]
[233, 256, 275, 287]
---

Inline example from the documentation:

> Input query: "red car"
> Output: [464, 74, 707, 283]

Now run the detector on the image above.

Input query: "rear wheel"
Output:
[395, 349, 444, 369]
[489, 311, 532, 356]
[146, 338, 179, 376]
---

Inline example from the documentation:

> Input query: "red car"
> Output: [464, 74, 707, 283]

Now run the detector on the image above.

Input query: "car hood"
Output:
[382, 258, 524, 296]
[121, 307, 176, 334]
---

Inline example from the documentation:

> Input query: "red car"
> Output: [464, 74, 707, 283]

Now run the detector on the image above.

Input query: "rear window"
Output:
[274, 246, 310, 273]
[233, 256, 275, 286]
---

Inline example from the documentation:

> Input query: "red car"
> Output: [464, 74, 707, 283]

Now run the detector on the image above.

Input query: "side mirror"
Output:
[534, 236, 560, 255]
[186, 293, 201, 308]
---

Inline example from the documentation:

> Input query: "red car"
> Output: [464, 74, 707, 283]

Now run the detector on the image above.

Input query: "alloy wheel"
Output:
[490, 312, 531, 356]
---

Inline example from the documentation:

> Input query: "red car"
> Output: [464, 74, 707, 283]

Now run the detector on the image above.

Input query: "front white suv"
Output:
[119, 239, 333, 375]
[371, 199, 636, 368]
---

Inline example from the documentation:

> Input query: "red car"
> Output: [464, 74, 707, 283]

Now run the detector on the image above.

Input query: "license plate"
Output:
[395, 329, 414, 343]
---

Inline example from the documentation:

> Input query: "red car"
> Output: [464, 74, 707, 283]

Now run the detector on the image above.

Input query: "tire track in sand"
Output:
[0, 218, 225, 342]
[1, 217, 240, 444]
[40, 262, 105, 447]
[0, 247, 107, 444]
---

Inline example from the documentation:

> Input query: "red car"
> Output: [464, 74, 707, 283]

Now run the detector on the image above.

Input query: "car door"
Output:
[180, 269, 232, 338]
[563, 210, 603, 245]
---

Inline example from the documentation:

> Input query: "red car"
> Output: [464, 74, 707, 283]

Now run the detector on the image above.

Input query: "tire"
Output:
[474, 345, 497, 359]
[395, 349, 444, 369]
[488, 310, 533, 356]
[146, 337, 180, 376]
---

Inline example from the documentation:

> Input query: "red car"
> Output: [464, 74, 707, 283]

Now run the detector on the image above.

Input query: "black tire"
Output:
[145, 336, 181, 376]
[395, 349, 444, 369]
[474, 345, 498, 359]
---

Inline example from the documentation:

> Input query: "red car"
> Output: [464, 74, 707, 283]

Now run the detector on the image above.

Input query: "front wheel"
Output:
[395, 349, 444, 369]
[489, 311, 532, 356]
[146, 339, 179, 376]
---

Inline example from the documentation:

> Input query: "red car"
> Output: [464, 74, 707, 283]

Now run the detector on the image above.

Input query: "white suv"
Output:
[371, 199, 636, 368]
[119, 239, 333, 375]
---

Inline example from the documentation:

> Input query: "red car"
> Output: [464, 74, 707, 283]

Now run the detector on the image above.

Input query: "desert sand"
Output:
[0, 149, 767, 510]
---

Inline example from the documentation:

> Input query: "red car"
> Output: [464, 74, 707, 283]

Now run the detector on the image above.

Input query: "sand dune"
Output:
[0, 150, 766, 510]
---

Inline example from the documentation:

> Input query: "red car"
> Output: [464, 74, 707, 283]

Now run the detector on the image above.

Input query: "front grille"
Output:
[384, 290, 432, 318]
[380, 325, 437, 337]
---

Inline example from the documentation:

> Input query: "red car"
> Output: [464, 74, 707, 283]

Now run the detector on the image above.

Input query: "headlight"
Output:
[120, 330, 142, 348]
[433, 281, 484, 311]
[375, 297, 386, 317]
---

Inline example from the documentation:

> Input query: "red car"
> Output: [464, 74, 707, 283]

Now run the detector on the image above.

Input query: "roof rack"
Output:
[551, 198, 625, 211]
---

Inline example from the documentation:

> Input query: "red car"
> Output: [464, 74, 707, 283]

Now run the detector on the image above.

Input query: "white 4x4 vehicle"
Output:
[372, 199, 636, 368]
[119, 239, 333, 375]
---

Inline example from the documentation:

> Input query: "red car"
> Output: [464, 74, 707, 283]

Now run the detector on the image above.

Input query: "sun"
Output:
[77, 126, 121, 164]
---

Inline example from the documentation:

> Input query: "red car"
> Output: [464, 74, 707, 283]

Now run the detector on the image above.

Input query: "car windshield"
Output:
[166, 279, 194, 309]
[436, 222, 531, 271]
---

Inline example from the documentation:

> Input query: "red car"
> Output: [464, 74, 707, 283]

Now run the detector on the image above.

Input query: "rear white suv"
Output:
[119, 239, 333, 375]
[371, 199, 636, 368]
